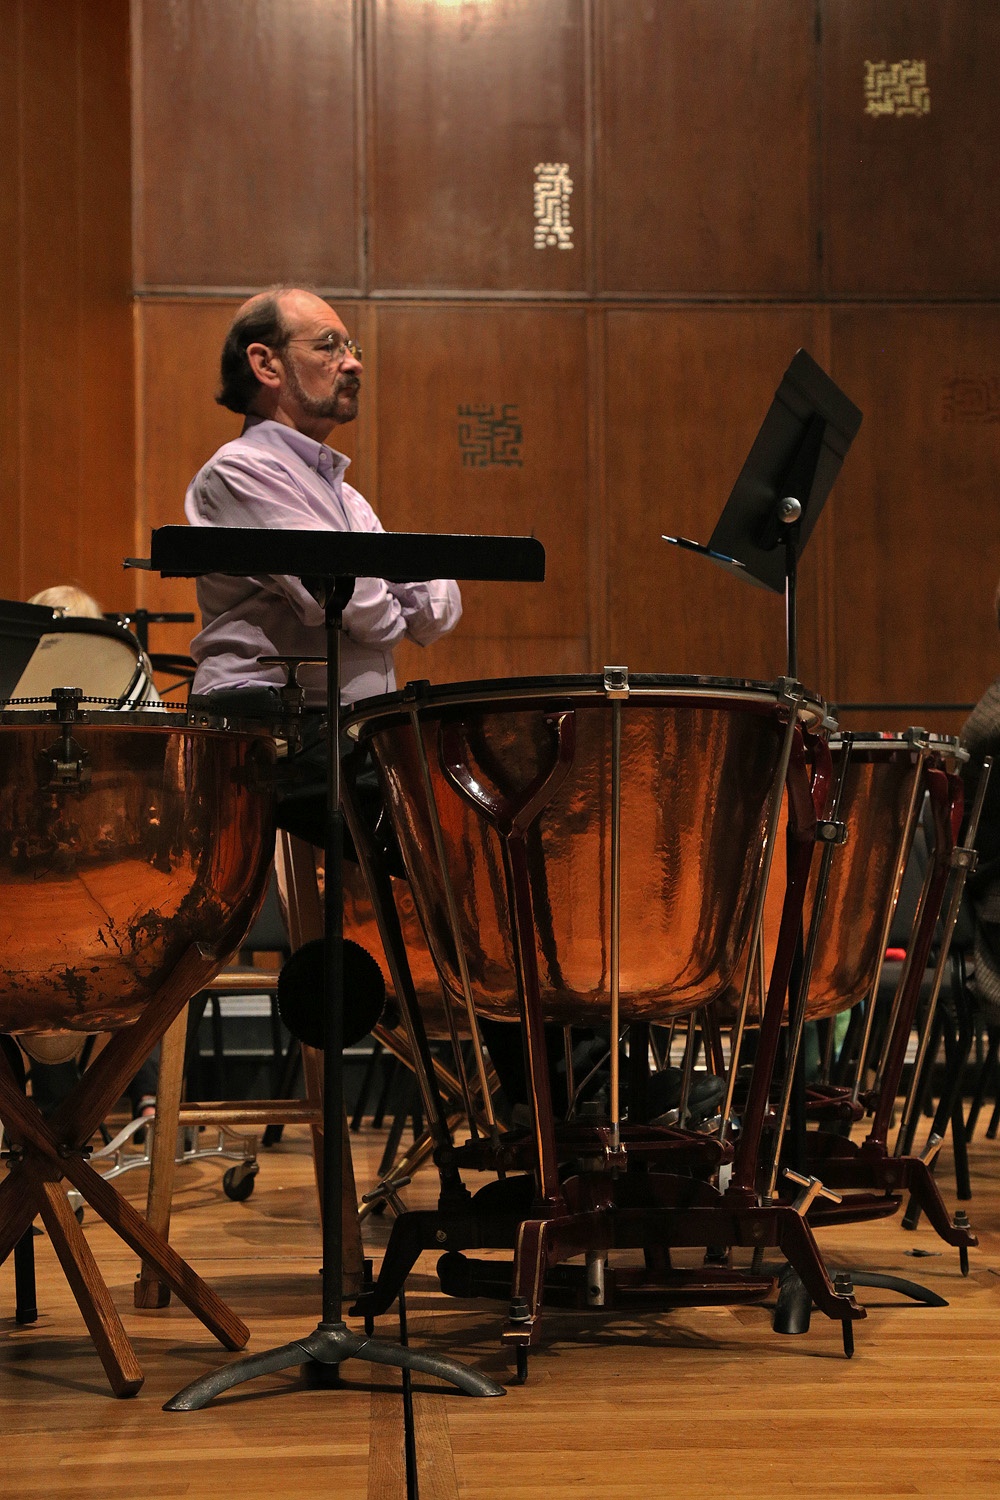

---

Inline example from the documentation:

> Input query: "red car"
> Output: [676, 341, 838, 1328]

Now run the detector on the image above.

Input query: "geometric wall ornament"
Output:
[457, 404, 524, 467]
[864, 59, 930, 116]
[941, 377, 1000, 424]
[533, 163, 574, 248]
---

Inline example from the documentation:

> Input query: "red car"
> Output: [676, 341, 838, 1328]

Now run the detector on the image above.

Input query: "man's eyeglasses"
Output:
[285, 334, 363, 365]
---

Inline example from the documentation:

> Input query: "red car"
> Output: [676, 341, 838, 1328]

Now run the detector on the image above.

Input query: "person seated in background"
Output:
[23, 584, 159, 1132]
[184, 286, 461, 846]
[28, 583, 104, 620]
[960, 577, 1000, 1025]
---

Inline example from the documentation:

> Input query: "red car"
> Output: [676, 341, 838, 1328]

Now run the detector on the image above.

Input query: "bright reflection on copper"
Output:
[0, 713, 276, 1034]
[350, 680, 806, 1026]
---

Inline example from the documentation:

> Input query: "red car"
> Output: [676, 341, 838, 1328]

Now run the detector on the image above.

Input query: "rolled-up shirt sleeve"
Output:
[185, 428, 462, 699]
[388, 577, 463, 646]
[189, 454, 428, 648]
[340, 482, 461, 648]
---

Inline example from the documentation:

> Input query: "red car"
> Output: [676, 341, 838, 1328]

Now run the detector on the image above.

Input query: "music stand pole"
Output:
[779, 496, 803, 679]
[166, 576, 504, 1410]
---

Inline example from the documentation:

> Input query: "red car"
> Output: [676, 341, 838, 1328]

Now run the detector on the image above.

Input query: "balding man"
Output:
[186, 287, 461, 712]
[184, 287, 461, 842]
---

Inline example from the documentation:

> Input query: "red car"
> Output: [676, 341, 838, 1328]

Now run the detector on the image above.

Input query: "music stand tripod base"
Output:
[165, 1322, 505, 1410]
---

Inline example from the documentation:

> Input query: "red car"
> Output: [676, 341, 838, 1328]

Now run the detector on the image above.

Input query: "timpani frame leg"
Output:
[0, 1054, 250, 1349]
[62, 1153, 248, 1349]
[33, 1162, 145, 1397]
[0, 976, 251, 1396]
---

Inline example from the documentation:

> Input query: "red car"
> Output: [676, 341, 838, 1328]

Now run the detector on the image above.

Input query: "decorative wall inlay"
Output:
[457, 404, 524, 467]
[533, 162, 574, 249]
[941, 377, 1000, 424]
[864, 60, 930, 117]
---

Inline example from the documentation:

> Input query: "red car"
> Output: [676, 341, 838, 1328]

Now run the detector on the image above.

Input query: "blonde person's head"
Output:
[28, 585, 103, 620]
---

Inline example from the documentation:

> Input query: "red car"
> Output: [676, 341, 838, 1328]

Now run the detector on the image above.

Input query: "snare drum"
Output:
[0, 705, 276, 1034]
[345, 674, 828, 1027]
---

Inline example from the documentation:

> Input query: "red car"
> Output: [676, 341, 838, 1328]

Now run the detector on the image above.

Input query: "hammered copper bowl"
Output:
[0, 709, 276, 1036]
[347, 674, 825, 1026]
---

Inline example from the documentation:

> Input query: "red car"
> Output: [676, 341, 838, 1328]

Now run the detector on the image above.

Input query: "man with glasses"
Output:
[185, 286, 461, 842]
[186, 286, 460, 714]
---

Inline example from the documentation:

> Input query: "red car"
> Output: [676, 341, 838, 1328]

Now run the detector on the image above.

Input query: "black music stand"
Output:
[663, 349, 863, 675]
[0, 599, 59, 700]
[131, 526, 544, 1410]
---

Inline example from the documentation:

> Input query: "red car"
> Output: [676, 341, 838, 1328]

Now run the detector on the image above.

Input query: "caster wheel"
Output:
[223, 1162, 258, 1201]
[513, 1345, 529, 1385]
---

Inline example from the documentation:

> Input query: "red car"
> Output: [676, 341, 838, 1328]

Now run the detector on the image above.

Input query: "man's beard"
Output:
[285, 357, 359, 424]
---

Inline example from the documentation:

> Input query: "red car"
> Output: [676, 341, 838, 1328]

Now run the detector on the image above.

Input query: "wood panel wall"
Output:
[9, 1, 1000, 733]
[2, 0, 133, 613]
[598, 1, 819, 296]
[134, 0, 360, 292]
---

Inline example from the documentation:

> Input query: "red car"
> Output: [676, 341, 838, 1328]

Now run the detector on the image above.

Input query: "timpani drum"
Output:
[733, 730, 968, 1025]
[345, 674, 829, 1029]
[803, 731, 967, 1021]
[0, 703, 277, 1036]
[6, 615, 158, 709]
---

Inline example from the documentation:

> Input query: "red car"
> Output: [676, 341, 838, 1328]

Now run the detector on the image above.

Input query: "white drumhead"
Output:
[8, 621, 156, 708]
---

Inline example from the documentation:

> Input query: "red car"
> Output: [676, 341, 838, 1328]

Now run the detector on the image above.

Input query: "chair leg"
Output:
[209, 995, 227, 1098]
[903, 992, 975, 1228]
[378, 1075, 418, 1179]
[13, 1225, 38, 1324]
[966, 1025, 1000, 1141]
[935, 1001, 972, 1203]
[351, 1039, 385, 1132]
[262, 1036, 304, 1146]
[65, 1153, 249, 1352]
[898, 1006, 943, 1157]
[948, 973, 976, 1202]
[183, 992, 210, 1100]
[135, 1005, 188, 1309]
[371, 1053, 399, 1131]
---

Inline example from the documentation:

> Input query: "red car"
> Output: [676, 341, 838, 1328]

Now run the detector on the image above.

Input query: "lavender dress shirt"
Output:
[184, 417, 461, 706]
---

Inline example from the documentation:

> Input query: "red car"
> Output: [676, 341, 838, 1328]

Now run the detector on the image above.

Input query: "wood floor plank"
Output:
[4, 1122, 1000, 1498]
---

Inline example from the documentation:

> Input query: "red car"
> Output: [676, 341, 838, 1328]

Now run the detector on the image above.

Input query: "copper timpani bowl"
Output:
[722, 729, 969, 1024]
[0, 706, 277, 1035]
[345, 674, 829, 1026]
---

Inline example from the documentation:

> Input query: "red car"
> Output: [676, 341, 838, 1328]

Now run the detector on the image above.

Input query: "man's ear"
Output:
[246, 342, 281, 388]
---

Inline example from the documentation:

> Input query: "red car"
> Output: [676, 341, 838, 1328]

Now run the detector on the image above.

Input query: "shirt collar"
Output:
[241, 414, 350, 483]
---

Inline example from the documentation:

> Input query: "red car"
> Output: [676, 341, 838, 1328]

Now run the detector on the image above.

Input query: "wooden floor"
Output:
[4, 1118, 1000, 1499]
